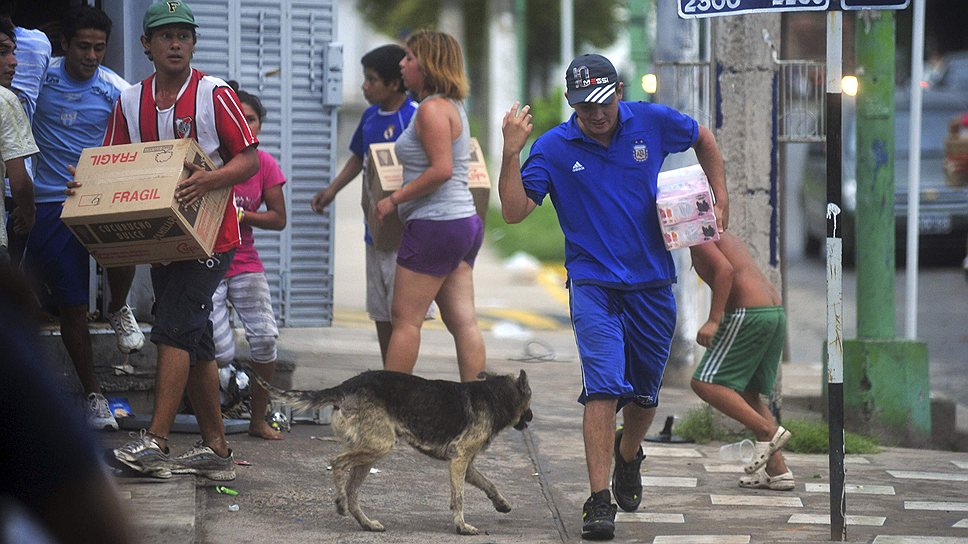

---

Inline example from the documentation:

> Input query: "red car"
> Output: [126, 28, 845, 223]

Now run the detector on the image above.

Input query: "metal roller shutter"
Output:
[190, 0, 338, 326]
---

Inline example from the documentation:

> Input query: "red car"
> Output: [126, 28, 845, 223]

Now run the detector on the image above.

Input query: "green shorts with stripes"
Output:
[693, 306, 786, 396]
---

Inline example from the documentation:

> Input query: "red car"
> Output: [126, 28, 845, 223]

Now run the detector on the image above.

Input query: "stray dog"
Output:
[243, 367, 533, 535]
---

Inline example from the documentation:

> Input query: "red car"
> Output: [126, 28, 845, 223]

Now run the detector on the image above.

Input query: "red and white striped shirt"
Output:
[103, 68, 258, 253]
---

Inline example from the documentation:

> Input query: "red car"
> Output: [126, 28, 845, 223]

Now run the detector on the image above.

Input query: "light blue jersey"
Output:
[11, 27, 51, 122]
[32, 58, 129, 203]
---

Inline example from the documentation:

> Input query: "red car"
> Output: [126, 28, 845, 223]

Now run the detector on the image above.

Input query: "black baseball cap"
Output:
[565, 54, 619, 105]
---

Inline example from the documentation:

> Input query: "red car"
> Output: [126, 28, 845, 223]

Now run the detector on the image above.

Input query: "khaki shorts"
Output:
[365, 243, 436, 322]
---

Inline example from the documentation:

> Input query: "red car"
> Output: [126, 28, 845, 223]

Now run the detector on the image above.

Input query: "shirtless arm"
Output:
[690, 240, 735, 348]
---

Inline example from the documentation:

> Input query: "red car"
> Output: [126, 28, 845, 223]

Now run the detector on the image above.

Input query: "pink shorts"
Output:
[396, 215, 484, 277]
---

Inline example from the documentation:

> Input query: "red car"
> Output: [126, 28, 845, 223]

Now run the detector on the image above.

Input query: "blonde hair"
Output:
[406, 30, 469, 101]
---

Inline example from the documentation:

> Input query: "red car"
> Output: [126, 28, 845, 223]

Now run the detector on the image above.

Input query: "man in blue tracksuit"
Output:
[498, 54, 729, 541]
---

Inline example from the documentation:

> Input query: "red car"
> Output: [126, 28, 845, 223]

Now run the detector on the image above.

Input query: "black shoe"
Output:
[611, 428, 645, 512]
[581, 489, 616, 540]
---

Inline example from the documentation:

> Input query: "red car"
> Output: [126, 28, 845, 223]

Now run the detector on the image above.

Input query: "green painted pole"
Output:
[841, 11, 931, 447]
[626, 0, 651, 102]
[854, 12, 896, 339]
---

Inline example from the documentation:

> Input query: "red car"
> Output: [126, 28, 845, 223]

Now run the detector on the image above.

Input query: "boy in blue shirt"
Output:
[499, 54, 729, 540]
[312, 44, 429, 362]
[24, 6, 142, 431]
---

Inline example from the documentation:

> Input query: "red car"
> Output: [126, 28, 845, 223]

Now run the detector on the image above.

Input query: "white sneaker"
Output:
[87, 392, 119, 431]
[107, 305, 145, 354]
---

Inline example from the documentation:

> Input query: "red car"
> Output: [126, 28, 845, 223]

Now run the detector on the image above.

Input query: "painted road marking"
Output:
[615, 512, 684, 523]
[643, 476, 697, 487]
[804, 483, 895, 495]
[653, 536, 750, 544]
[478, 308, 566, 330]
[704, 464, 745, 473]
[953, 461, 968, 470]
[889, 471, 968, 482]
[783, 454, 869, 465]
[954, 519, 968, 528]
[845, 456, 871, 464]
[537, 265, 569, 307]
[710, 495, 802, 507]
[904, 501, 968, 511]
[647, 447, 703, 458]
[872, 537, 968, 543]
[788, 513, 885, 526]
[332, 308, 570, 331]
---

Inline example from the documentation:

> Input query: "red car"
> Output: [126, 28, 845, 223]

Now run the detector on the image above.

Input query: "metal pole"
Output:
[905, 0, 926, 340]
[825, 10, 847, 542]
[560, 0, 574, 120]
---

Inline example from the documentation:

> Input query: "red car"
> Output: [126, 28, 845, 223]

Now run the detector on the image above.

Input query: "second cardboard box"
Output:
[364, 138, 490, 251]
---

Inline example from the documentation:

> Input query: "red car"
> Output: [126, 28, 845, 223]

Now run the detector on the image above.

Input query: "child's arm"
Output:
[240, 184, 286, 231]
[7, 157, 35, 234]
[311, 154, 364, 214]
[690, 240, 734, 347]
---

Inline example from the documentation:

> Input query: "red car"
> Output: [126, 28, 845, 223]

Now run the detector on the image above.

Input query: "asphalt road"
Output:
[785, 253, 968, 408]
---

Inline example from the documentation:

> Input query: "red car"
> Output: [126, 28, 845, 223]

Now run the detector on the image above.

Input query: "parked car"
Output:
[799, 85, 968, 264]
[927, 50, 968, 92]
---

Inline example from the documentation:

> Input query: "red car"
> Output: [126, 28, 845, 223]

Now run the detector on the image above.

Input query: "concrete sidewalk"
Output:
[101, 243, 968, 543]
[103, 323, 968, 543]
[98, 169, 968, 542]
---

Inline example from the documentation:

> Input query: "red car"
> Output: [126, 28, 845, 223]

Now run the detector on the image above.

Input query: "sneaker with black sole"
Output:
[171, 442, 236, 481]
[113, 430, 172, 478]
[611, 428, 645, 512]
[581, 489, 617, 541]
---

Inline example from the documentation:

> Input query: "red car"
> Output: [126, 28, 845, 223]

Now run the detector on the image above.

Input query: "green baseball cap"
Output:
[143, 1, 197, 34]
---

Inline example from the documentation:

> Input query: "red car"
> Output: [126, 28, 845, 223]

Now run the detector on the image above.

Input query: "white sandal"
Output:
[744, 426, 791, 474]
[739, 469, 795, 491]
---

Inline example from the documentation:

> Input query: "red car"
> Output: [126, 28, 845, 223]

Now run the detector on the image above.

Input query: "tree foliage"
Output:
[354, 0, 624, 93]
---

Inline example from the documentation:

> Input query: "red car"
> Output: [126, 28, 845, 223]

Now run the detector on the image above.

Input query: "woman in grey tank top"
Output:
[373, 30, 486, 383]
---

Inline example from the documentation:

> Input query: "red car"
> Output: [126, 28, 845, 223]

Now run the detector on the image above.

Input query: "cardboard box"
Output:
[365, 137, 491, 251]
[656, 164, 719, 250]
[60, 139, 230, 266]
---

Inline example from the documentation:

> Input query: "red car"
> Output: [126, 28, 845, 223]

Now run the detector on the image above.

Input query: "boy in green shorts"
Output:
[689, 231, 794, 491]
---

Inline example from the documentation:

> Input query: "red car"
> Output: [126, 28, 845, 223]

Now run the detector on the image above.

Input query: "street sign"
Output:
[678, 0, 829, 19]
[677, 0, 908, 18]
[842, 0, 909, 9]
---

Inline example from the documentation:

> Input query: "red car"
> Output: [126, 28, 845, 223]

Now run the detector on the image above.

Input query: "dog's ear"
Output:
[517, 369, 529, 394]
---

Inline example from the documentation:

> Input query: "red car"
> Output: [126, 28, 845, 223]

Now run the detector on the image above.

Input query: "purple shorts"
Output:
[397, 215, 484, 277]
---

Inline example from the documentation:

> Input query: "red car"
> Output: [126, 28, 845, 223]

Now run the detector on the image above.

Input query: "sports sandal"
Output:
[739, 469, 795, 491]
[744, 426, 791, 474]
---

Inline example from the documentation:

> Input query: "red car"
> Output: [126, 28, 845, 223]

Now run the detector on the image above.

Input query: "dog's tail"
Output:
[239, 362, 341, 413]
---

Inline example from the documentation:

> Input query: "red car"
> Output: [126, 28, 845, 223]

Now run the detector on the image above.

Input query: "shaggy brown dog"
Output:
[244, 367, 533, 535]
